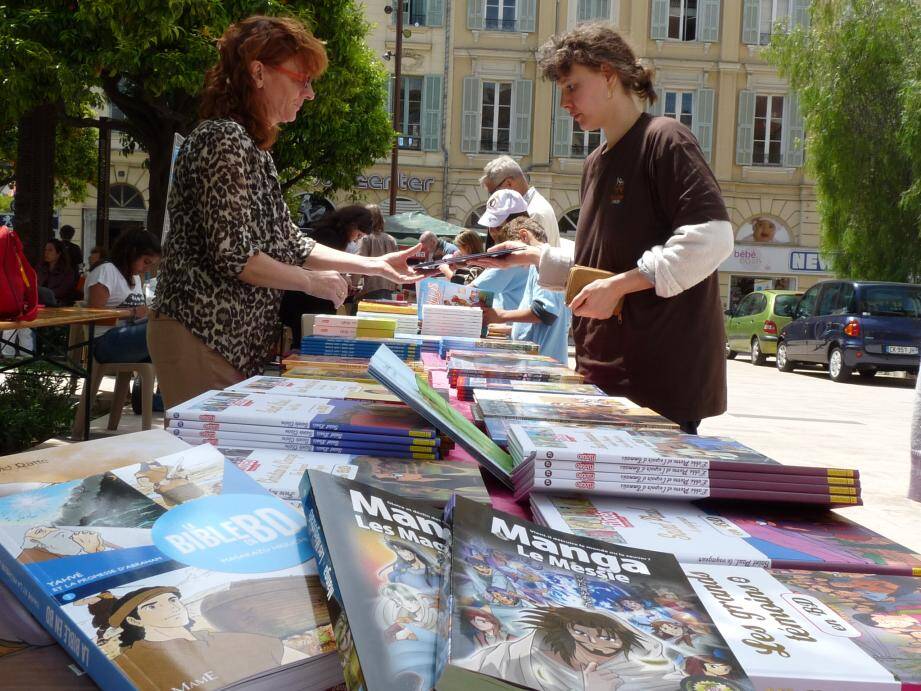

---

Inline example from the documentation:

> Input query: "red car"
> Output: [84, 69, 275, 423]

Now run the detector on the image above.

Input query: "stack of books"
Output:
[311, 314, 397, 339]
[165, 390, 444, 459]
[446, 350, 583, 387]
[300, 335, 421, 361]
[421, 303, 483, 339]
[455, 376, 605, 401]
[356, 300, 419, 334]
[507, 423, 863, 506]
[415, 277, 492, 319]
[437, 336, 539, 357]
[282, 353, 424, 376]
[227, 374, 402, 403]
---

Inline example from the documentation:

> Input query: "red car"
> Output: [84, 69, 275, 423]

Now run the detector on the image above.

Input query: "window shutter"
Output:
[519, 0, 537, 32]
[742, 0, 760, 44]
[467, 0, 484, 29]
[698, 0, 721, 42]
[792, 0, 810, 29]
[553, 85, 573, 158]
[511, 79, 533, 156]
[647, 86, 665, 117]
[426, 0, 444, 26]
[577, 0, 591, 22]
[598, 0, 611, 20]
[694, 88, 715, 163]
[461, 76, 482, 153]
[784, 92, 804, 167]
[650, 0, 669, 39]
[422, 75, 443, 151]
[736, 89, 755, 166]
[386, 75, 394, 119]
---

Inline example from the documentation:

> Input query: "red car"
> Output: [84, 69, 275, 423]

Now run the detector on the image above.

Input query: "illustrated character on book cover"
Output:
[379, 583, 438, 641]
[382, 538, 440, 590]
[16, 526, 116, 564]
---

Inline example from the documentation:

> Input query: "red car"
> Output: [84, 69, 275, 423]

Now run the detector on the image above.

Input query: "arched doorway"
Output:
[108, 183, 147, 247]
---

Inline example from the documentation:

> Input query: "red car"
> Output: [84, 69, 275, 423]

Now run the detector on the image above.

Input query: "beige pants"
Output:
[147, 311, 244, 410]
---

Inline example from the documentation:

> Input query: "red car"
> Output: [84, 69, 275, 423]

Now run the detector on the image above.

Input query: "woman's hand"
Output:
[374, 242, 425, 284]
[303, 270, 349, 308]
[569, 276, 625, 320]
[467, 241, 540, 269]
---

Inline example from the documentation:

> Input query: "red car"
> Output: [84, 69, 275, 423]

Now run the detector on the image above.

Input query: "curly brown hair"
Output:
[536, 22, 657, 105]
[199, 15, 328, 149]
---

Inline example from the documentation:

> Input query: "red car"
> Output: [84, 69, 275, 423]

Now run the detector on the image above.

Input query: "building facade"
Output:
[352, 0, 832, 309]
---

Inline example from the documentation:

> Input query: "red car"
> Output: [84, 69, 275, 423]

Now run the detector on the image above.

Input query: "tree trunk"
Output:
[145, 125, 174, 239]
[15, 104, 57, 264]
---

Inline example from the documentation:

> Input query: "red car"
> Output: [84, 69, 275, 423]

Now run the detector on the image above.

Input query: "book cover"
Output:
[0, 444, 342, 691]
[416, 278, 494, 319]
[439, 496, 751, 690]
[531, 495, 920, 575]
[446, 355, 583, 386]
[166, 390, 437, 438]
[456, 377, 605, 401]
[168, 426, 439, 450]
[284, 367, 380, 384]
[300, 470, 450, 690]
[368, 345, 516, 488]
[232, 449, 490, 508]
[226, 375, 401, 403]
[182, 436, 441, 461]
[479, 391, 676, 428]
[167, 420, 439, 447]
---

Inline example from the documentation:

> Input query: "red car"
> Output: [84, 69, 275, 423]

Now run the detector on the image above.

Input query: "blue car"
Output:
[776, 280, 921, 382]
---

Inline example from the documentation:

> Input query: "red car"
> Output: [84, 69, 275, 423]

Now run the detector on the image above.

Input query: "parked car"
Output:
[725, 290, 803, 365]
[776, 280, 921, 382]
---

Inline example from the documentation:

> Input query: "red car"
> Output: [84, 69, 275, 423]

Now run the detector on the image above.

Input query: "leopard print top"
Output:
[153, 119, 315, 377]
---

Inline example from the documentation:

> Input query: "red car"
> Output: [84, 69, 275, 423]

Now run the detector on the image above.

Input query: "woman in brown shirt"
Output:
[475, 23, 734, 432]
[149, 16, 421, 409]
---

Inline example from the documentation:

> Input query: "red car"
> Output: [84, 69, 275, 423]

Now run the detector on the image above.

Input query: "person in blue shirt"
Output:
[482, 217, 570, 363]
[470, 189, 532, 311]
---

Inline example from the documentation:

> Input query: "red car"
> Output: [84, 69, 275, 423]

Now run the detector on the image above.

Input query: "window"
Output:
[577, 0, 612, 22]
[796, 284, 820, 319]
[109, 184, 145, 210]
[403, 0, 427, 25]
[816, 284, 843, 317]
[480, 81, 513, 153]
[560, 208, 580, 238]
[484, 0, 517, 30]
[668, 0, 697, 41]
[663, 90, 694, 128]
[570, 122, 602, 158]
[753, 94, 784, 166]
[397, 76, 424, 150]
[759, 0, 790, 43]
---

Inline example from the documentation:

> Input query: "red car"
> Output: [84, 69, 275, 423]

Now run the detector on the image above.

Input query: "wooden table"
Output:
[0, 306, 133, 440]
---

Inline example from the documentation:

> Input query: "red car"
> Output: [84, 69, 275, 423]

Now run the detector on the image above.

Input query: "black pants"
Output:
[677, 420, 700, 435]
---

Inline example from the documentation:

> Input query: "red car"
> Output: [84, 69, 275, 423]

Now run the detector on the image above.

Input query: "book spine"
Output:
[170, 413, 435, 438]
[0, 544, 133, 690]
[773, 559, 920, 577]
[524, 476, 711, 499]
[300, 478, 368, 691]
[184, 437, 439, 459]
[171, 427, 437, 448]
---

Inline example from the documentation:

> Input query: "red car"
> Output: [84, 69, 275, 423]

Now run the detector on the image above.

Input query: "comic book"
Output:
[0, 430, 190, 498]
[455, 377, 605, 401]
[531, 495, 921, 576]
[226, 375, 401, 403]
[179, 435, 441, 461]
[477, 391, 678, 428]
[166, 390, 437, 438]
[416, 277, 494, 319]
[368, 345, 516, 488]
[166, 420, 441, 447]
[300, 470, 450, 691]
[0, 444, 342, 691]
[231, 448, 489, 508]
[446, 354, 584, 386]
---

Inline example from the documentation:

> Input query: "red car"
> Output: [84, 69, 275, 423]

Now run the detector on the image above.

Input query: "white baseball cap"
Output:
[477, 189, 529, 228]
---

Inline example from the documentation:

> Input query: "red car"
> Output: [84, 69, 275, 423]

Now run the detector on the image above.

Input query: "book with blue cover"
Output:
[0, 444, 342, 690]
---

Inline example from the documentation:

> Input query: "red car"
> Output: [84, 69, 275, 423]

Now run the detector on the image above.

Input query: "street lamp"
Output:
[384, 3, 405, 216]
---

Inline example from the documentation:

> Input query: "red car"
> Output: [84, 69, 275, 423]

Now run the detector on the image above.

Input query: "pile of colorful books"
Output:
[415, 277, 492, 319]
[507, 422, 863, 506]
[445, 349, 583, 387]
[356, 299, 419, 334]
[165, 389, 444, 459]
[310, 314, 397, 339]
[438, 336, 539, 357]
[300, 335, 421, 361]
[421, 303, 483, 339]
[455, 375, 605, 401]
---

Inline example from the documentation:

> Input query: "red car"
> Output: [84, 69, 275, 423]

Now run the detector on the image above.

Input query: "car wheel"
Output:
[858, 367, 878, 379]
[828, 347, 853, 382]
[776, 342, 795, 372]
[750, 337, 767, 366]
[725, 341, 737, 360]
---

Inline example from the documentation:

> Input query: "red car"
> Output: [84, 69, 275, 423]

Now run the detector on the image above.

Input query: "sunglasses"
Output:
[267, 64, 313, 90]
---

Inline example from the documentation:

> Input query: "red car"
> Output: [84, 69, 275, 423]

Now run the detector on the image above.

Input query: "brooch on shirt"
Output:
[610, 177, 625, 205]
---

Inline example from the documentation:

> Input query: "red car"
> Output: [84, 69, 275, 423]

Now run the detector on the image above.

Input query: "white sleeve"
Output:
[536, 245, 575, 292]
[636, 220, 734, 298]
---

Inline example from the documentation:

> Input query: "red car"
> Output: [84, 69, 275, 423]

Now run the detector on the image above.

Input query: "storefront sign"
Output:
[356, 172, 435, 192]
[720, 245, 833, 275]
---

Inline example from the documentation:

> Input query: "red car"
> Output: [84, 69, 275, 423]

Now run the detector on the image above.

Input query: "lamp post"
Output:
[386, 2, 405, 216]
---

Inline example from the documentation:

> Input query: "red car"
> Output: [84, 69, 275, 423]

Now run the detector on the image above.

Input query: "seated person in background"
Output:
[279, 205, 374, 343]
[420, 230, 458, 262]
[88, 245, 107, 271]
[482, 217, 570, 363]
[439, 229, 485, 285]
[469, 189, 534, 312]
[37, 239, 77, 306]
[84, 229, 161, 363]
[58, 224, 84, 273]
[357, 204, 401, 301]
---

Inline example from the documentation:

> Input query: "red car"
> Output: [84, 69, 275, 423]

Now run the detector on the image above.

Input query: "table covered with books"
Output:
[0, 292, 920, 690]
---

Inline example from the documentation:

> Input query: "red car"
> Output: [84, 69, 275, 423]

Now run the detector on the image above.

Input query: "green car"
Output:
[725, 289, 803, 365]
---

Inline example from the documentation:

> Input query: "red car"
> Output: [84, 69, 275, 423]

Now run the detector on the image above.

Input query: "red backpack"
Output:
[0, 226, 39, 322]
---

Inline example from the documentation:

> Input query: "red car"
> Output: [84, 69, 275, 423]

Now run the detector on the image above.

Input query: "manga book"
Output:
[416, 278, 494, 319]
[438, 496, 752, 690]
[300, 470, 450, 691]
[231, 448, 489, 508]
[478, 391, 676, 428]
[0, 444, 342, 691]
[455, 377, 605, 402]
[531, 495, 921, 576]
[226, 375, 401, 403]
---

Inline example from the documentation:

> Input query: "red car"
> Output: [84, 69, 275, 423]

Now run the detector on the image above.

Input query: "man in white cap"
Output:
[480, 156, 560, 247]
[469, 189, 532, 313]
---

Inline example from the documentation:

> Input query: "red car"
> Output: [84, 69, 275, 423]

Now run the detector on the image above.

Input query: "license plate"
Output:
[885, 345, 919, 355]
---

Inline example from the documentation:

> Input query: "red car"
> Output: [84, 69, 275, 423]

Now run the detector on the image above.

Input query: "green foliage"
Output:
[766, 0, 921, 281]
[0, 365, 76, 454]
